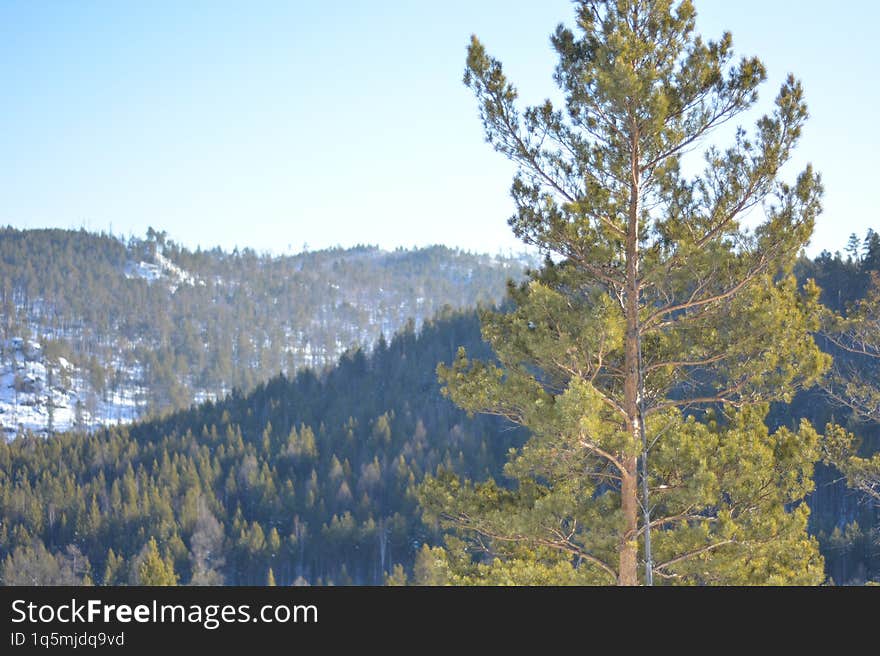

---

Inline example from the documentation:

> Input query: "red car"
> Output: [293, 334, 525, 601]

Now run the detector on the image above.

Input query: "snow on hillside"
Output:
[0, 231, 539, 439]
[124, 251, 202, 292]
[0, 338, 141, 440]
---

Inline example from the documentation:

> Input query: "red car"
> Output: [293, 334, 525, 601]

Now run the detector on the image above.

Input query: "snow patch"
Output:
[124, 250, 203, 292]
[1, 338, 144, 440]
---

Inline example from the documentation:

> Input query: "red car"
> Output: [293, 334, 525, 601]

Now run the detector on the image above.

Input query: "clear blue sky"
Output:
[1, 1, 876, 257]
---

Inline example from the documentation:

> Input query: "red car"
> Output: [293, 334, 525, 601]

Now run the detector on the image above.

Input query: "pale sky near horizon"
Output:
[1, 1, 877, 257]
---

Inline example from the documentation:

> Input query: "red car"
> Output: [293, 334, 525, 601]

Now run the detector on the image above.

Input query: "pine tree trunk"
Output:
[620, 287, 641, 585]
[619, 454, 639, 585]
[618, 126, 642, 586]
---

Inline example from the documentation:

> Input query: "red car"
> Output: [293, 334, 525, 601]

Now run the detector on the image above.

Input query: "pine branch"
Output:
[653, 539, 736, 572]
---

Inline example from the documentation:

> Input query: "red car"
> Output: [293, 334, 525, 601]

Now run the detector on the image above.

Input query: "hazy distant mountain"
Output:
[0, 227, 536, 437]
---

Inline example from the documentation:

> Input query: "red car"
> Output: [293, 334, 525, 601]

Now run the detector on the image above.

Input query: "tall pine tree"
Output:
[421, 0, 828, 585]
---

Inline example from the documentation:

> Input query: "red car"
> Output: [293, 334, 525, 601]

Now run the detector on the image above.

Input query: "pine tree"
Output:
[423, 0, 828, 585]
[824, 425, 880, 507]
[846, 233, 862, 263]
[102, 549, 125, 586]
[863, 229, 880, 272]
[137, 538, 179, 586]
[820, 274, 880, 506]
[384, 564, 408, 586]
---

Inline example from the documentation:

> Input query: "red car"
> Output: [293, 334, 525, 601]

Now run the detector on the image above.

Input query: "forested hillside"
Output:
[0, 227, 533, 436]
[0, 311, 524, 585]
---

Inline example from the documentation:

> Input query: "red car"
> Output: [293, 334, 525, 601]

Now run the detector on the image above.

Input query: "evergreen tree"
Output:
[821, 274, 880, 425]
[863, 229, 880, 272]
[137, 538, 179, 586]
[102, 549, 125, 586]
[424, 0, 828, 585]
[820, 274, 880, 506]
[846, 233, 862, 263]
[824, 425, 880, 507]
[384, 564, 408, 586]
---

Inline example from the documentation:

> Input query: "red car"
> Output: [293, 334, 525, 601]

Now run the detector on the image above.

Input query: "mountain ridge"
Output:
[0, 227, 537, 437]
